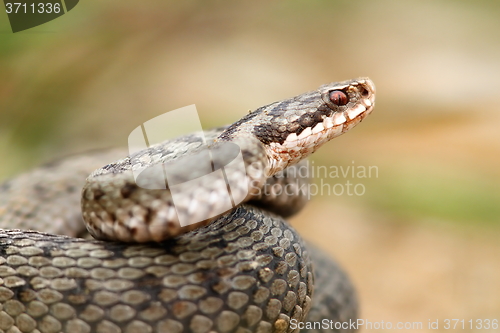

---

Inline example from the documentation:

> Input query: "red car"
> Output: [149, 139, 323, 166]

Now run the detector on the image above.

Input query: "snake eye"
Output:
[329, 90, 348, 106]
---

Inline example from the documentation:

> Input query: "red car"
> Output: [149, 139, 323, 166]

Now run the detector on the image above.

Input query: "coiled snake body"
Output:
[0, 78, 375, 333]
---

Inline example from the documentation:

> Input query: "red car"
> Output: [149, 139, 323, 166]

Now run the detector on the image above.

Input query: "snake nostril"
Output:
[360, 87, 370, 98]
[329, 90, 348, 106]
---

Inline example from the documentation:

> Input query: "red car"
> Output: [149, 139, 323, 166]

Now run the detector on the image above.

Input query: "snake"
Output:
[0, 78, 375, 333]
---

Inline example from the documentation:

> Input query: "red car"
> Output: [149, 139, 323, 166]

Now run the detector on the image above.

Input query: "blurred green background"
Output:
[1, 1, 499, 330]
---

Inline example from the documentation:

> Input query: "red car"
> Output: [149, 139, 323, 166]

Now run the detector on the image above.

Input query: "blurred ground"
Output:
[1, 1, 499, 331]
[294, 200, 500, 330]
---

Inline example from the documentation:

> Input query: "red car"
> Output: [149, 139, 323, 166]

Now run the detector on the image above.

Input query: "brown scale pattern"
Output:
[0, 205, 315, 333]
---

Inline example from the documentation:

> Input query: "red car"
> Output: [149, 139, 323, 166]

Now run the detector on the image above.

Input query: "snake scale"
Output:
[0, 78, 375, 333]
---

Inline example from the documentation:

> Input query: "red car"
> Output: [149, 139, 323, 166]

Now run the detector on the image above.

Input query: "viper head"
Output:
[217, 78, 375, 175]
[253, 78, 376, 174]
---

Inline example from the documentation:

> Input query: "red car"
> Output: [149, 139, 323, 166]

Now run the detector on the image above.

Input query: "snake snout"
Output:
[356, 77, 376, 104]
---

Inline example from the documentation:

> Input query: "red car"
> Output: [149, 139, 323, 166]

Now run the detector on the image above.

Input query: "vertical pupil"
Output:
[329, 90, 348, 106]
